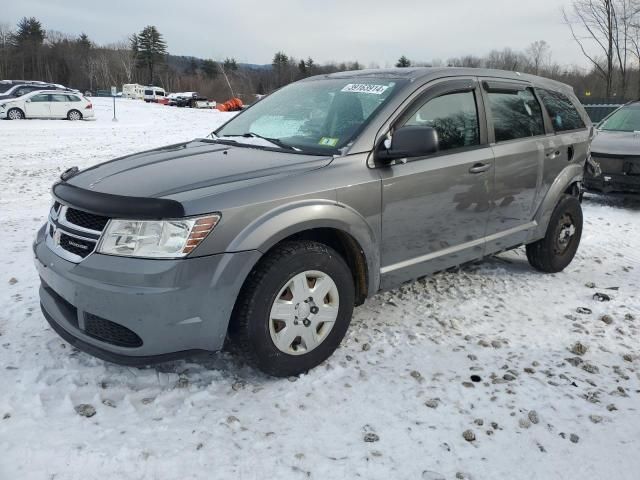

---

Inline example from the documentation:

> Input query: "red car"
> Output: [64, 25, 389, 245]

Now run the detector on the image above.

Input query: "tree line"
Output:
[1, 14, 639, 102]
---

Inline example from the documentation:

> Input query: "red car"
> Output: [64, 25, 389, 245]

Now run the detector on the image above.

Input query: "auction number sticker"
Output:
[341, 83, 389, 95]
[319, 137, 339, 147]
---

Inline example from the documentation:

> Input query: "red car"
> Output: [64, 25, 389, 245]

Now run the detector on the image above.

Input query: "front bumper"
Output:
[33, 225, 260, 365]
[584, 172, 640, 194]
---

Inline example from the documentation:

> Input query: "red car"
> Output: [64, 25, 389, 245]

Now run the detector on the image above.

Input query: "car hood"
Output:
[591, 130, 640, 156]
[67, 139, 334, 199]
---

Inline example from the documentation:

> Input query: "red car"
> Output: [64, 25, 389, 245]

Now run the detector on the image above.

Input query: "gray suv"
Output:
[34, 68, 592, 376]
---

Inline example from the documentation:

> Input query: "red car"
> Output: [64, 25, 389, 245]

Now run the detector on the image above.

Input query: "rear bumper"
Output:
[33, 224, 261, 365]
[584, 172, 640, 194]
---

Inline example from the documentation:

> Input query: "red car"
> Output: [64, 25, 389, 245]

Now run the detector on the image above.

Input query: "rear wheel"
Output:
[67, 110, 82, 121]
[7, 108, 24, 120]
[526, 194, 583, 273]
[229, 240, 355, 377]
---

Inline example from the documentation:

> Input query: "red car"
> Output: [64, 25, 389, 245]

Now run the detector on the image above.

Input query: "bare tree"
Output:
[563, 0, 618, 96]
[526, 40, 551, 75]
[0, 22, 14, 79]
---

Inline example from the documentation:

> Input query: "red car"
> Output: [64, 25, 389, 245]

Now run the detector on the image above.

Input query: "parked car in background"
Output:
[0, 81, 78, 100]
[35, 68, 590, 376]
[143, 86, 166, 103]
[584, 101, 640, 195]
[1, 90, 93, 120]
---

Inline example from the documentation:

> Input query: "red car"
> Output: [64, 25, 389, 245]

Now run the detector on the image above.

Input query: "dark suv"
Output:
[0, 81, 76, 100]
[34, 68, 592, 376]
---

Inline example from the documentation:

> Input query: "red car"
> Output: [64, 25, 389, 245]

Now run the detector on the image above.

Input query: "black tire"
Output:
[7, 108, 24, 120]
[526, 194, 583, 273]
[67, 110, 82, 121]
[229, 240, 355, 377]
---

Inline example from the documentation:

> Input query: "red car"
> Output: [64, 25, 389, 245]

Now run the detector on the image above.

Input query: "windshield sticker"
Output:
[319, 137, 339, 147]
[341, 83, 389, 95]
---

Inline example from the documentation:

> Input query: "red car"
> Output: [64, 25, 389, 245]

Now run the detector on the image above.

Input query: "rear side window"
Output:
[487, 88, 545, 142]
[537, 89, 585, 132]
[403, 91, 479, 151]
[50, 94, 69, 102]
[144, 90, 153, 95]
[67, 95, 81, 102]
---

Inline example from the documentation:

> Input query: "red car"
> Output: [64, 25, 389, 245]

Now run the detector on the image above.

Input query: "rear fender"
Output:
[531, 163, 584, 240]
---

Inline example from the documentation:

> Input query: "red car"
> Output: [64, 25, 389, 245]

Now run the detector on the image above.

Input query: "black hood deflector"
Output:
[52, 182, 185, 219]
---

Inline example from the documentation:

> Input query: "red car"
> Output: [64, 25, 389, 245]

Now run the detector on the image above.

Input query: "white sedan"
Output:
[0, 90, 94, 120]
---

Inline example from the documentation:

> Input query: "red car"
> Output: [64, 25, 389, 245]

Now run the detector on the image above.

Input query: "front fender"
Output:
[531, 163, 583, 240]
[226, 199, 380, 296]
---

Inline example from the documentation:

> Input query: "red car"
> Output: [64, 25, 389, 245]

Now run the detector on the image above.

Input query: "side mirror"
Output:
[376, 126, 439, 164]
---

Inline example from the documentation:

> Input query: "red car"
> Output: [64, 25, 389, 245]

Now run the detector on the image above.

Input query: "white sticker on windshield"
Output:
[341, 83, 389, 95]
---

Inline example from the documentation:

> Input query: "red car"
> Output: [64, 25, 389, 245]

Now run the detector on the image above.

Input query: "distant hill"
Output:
[168, 54, 271, 72]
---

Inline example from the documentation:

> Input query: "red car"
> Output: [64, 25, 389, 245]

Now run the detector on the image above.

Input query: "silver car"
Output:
[34, 68, 592, 376]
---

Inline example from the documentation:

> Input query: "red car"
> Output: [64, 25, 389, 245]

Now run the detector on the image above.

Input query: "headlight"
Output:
[97, 214, 220, 258]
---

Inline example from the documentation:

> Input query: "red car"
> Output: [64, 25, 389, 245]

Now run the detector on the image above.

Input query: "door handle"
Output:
[546, 149, 561, 159]
[469, 163, 491, 174]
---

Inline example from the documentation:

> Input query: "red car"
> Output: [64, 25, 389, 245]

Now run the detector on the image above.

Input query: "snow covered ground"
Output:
[1, 98, 639, 480]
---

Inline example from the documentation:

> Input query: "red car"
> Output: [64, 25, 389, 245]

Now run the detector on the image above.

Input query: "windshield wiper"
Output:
[222, 132, 300, 152]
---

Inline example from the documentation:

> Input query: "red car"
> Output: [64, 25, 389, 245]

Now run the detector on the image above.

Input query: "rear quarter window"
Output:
[537, 89, 585, 132]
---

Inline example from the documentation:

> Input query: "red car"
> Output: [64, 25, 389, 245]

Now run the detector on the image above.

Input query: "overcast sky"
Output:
[3, 0, 588, 68]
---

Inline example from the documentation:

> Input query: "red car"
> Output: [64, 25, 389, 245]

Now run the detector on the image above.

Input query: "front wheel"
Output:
[7, 108, 24, 120]
[526, 194, 583, 273]
[229, 240, 355, 377]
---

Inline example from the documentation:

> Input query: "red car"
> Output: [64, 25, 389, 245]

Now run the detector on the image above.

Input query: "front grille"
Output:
[65, 208, 110, 232]
[84, 313, 143, 348]
[593, 156, 624, 174]
[59, 232, 95, 258]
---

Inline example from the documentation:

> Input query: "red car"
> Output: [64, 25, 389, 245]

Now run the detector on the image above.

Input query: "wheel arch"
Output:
[531, 164, 584, 240]
[226, 199, 380, 302]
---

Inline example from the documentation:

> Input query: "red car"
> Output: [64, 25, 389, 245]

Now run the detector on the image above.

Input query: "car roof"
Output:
[305, 67, 575, 95]
[25, 90, 81, 95]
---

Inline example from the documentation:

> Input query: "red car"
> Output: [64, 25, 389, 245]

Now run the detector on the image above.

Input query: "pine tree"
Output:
[396, 55, 411, 68]
[201, 59, 218, 78]
[13, 17, 45, 78]
[223, 57, 238, 71]
[133, 25, 167, 85]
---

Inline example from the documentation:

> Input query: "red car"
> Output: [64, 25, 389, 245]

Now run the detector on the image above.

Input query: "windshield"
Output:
[215, 78, 403, 154]
[599, 104, 640, 132]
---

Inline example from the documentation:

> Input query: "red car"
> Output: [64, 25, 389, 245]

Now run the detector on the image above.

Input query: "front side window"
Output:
[537, 89, 585, 132]
[215, 78, 404, 154]
[30, 94, 50, 102]
[403, 91, 479, 151]
[488, 88, 545, 142]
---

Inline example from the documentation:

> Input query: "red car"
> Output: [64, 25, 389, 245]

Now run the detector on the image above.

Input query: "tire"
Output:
[229, 240, 355, 377]
[67, 110, 82, 121]
[526, 194, 583, 273]
[7, 108, 24, 120]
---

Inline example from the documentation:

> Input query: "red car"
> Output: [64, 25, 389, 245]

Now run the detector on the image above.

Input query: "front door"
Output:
[480, 79, 550, 252]
[24, 93, 51, 118]
[379, 78, 494, 287]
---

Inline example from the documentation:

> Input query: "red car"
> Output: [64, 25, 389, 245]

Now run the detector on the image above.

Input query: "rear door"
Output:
[535, 89, 589, 193]
[481, 79, 552, 252]
[49, 93, 72, 117]
[379, 78, 494, 286]
[24, 93, 51, 118]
